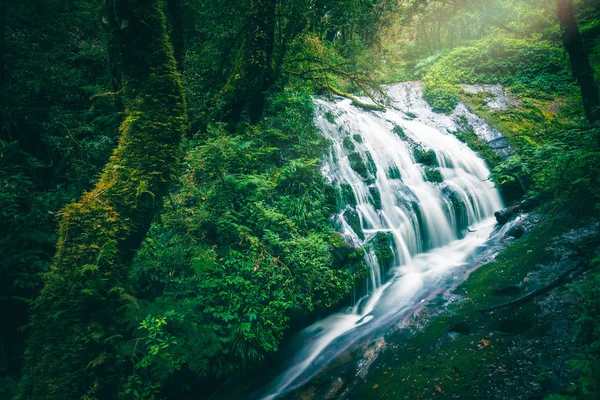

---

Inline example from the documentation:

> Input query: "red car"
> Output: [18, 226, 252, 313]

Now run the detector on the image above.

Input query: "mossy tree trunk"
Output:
[557, 0, 600, 125]
[167, 0, 186, 71]
[16, 1, 186, 399]
[0, 1, 5, 135]
[220, 0, 276, 124]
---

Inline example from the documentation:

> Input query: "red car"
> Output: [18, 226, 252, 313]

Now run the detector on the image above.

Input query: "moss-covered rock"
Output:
[387, 165, 402, 180]
[339, 183, 357, 207]
[343, 136, 355, 151]
[369, 186, 382, 209]
[348, 151, 377, 185]
[354, 215, 595, 400]
[365, 151, 378, 176]
[348, 152, 368, 178]
[405, 111, 418, 119]
[423, 82, 460, 114]
[329, 233, 357, 267]
[343, 207, 364, 240]
[452, 115, 502, 167]
[369, 232, 394, 266]
[392, 124, 407, 140]
[413, 147, 437, 166]
[424, 167, 444, 183]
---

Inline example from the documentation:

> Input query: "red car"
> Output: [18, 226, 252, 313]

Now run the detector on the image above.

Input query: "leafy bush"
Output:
[491, 127, 600, 211]
[422, 36, 576, 105]
[128, 88, 364, 390]
[413, 147, 437, 166]
[422, 82, 460, 114]
[569, 253, 600, 398]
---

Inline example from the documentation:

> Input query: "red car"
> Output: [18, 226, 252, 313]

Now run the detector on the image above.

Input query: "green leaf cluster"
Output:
[127, 88, 364, 390]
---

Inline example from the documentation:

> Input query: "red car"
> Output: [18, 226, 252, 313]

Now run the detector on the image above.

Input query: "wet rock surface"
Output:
[461, 84, 513, 112]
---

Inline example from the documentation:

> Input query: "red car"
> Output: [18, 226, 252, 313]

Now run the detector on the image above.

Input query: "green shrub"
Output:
[491, 127, 600, 210]
[423, 82, 460, 114]
[422, 37, 576, 100]
[129, 87, 364, 385]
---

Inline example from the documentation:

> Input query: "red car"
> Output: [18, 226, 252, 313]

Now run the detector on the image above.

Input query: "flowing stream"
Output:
[259, 83, 506, 399]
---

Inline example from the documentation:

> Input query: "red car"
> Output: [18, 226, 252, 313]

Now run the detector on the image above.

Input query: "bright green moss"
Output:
[423, 82, 460, 114]
[17, 2, 186, 399]
[413, 147, 437, 166]
[424, 167, 443, 183]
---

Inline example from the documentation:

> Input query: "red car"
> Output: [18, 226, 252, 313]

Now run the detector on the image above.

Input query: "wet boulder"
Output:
[387, 165, 402, 180]
[348, 150, 377, 185]
[339, 183, 357, 207]
[507, 223, 526, 239]
[330, 233, 358, 267]
[343, 136, 355, 151]
[343, 207, 364, 240]
[413, 146, 437, 167]
[392, 125, 407, 140]
[423, 166, 443, 183]
[366, 232, 395, 267]
[369, 186, 382, 209]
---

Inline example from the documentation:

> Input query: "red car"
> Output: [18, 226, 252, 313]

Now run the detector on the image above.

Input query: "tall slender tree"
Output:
[557, 0, 600, 124]
[16, 1, 186, 398]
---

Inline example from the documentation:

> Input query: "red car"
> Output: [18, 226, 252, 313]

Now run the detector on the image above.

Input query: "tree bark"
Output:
[16, 1, 186, 399]
[0, 1, 6, 137]
[167, 0, 186, 71]
[220, 0, 276, 124]
[557, 0, 600, 125]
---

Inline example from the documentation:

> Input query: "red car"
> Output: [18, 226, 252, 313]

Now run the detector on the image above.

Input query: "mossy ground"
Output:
[351, 212, 599, 400]
[459, 88, 578, 146]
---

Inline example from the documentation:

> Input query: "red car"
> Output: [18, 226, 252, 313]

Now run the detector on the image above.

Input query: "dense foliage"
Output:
[1, 0, 600, 399]
[1, 0, 381, 397]
[125, 89, 366, 394]
[376, 2, 600, 398]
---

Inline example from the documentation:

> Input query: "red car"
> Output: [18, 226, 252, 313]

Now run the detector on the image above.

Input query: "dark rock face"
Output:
[343, 208, 364, 240]
[330, 233, 357, 266]
[487, 136, 512, 151]
[507, 223, 526, 239]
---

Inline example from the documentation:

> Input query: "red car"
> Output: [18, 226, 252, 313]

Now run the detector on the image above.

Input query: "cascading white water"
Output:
[259, 83, 505, 400]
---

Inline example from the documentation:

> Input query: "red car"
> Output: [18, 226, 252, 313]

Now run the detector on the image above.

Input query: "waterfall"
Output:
[260, 83, 505, 399]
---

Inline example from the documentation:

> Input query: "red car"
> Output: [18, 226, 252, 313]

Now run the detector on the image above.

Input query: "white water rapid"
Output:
[259, 83, 505, 399]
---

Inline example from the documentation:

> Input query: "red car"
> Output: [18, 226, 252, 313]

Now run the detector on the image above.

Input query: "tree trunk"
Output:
[557, 0, 600, 125]
[16, 1, 186, 399]
[167, 0, 186, 71]
[0, 1, 6, 136]
[220, 0, 276, 124]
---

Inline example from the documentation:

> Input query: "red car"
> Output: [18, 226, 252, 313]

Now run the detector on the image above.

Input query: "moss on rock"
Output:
[413, 147, 437, 166]
[343, 136, 355, 151]
[424, 167, 444, 183]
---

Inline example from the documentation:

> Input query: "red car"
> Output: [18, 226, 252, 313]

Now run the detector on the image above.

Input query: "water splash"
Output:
[260, 83, 505, 399]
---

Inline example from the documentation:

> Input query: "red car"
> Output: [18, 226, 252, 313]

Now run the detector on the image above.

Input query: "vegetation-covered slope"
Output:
[1, 0, 600, 399]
